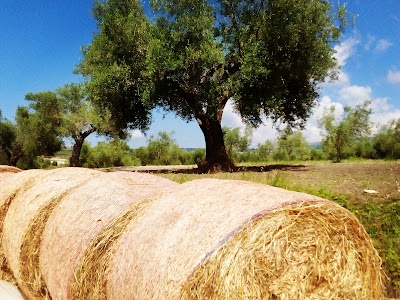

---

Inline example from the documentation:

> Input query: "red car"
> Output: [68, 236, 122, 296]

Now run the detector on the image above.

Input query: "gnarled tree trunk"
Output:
[196, 114, 236, 173]
[69, 128, 95, 167]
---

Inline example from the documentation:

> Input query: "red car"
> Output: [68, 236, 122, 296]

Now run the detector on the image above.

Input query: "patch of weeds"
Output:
[265, 170, 288, 188]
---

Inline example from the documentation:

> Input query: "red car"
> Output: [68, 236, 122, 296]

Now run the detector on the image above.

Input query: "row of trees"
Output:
[0, 0, 357, 171]
[2, 99, 400, 168]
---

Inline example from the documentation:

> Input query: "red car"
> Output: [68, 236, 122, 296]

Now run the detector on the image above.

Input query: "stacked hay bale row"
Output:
[0, 167, 384, 299]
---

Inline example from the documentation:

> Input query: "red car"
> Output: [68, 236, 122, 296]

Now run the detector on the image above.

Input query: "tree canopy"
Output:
[79, 0, 348, 172]
[25, 83, 123, 166]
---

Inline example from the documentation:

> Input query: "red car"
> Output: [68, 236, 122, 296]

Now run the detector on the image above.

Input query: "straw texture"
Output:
[104, 178, 383, 299]
[2, 167, 102, 299]
[39, 171, 178, 300]
[0, 170, 45, 283]
[0, 166, 21, 174]
[0, 166, 21, 183]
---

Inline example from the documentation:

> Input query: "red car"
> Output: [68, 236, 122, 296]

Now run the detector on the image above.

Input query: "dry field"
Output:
[154, 160, 400, 205]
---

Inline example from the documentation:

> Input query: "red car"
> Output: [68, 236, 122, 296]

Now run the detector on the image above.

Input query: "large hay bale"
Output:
[0, 169, 46, 283]
[2, 167, 102, 299]
[87, 178, 381, 300]
[38, 171, 179, 300]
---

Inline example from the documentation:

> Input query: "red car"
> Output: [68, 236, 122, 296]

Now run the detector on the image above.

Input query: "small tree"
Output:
[319, 101, 372, 162]
[26, 83, 123, 167]
[257, 140, 275, 162]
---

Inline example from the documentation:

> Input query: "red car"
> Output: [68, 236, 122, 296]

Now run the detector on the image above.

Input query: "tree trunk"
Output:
[197, 115, 236, 173]
[9, 152, 23, 167]
[69, 129, 94, 167]
[69, 138, 84, 167]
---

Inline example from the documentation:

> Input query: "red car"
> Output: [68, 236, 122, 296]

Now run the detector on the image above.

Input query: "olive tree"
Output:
[79, 0, 348, 172]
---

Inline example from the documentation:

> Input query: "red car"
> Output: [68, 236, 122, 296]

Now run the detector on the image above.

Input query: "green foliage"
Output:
[77, 0, 153, 132]
[0, 102, 63, 167]
[133, 131, 188, 165]
[319, 101, 372, 162]
[276, 130, 311, 161]
[373, 119, 400, 159]
[84, 139, 139, 168]
[222, 126, 252, 159]
[355, 201, 400, 291]
[80, 0, 349, 170]
[257, 140, 275, 162]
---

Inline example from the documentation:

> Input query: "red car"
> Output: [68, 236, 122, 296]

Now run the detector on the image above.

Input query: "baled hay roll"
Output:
[0, 166, 22, 182]
[2, 167, 102, 299]
[80, 178, 381, 300]
[0, 169, 46, 283]
[39, 171, 179, 300]
[0, 166, 21, 174]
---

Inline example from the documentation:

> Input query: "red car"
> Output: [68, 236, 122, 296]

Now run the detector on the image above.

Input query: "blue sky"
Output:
[1, 0, 399, 148]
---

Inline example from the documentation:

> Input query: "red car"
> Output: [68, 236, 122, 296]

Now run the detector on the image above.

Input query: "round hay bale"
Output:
[39, 171, 179, 300]
[0, 166, 21, 174]
[2, 167, 102, 299]
[0, 166, 22, 183]
[0, 169, 46, 283]
[96, 179, 382, 300]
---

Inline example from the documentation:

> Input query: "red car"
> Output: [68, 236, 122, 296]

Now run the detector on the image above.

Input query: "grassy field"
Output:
[159, 160, 400, 298]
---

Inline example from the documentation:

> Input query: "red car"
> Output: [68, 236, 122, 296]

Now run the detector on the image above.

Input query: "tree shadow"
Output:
[141, 164, 307, 174]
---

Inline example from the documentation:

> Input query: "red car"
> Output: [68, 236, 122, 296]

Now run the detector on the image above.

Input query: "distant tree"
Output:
[85, 139, 138, 168]
[134, 131, 185, 165]
[26, 83, 122, 167]
[277, 130, 311, 161]
[222, 126, 252, 159]
[0, 106, 62, 167]
[257, 140, 275, 162]
[319, 101, 372, 162]
[373, 119, 400, 159]
[78, 0, 349, 172]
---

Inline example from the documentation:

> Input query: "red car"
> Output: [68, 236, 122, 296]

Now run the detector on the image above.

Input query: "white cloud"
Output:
[333, 38, 359, 66]
[221, 100, 245, 129]
[320, 38, 357, 88]
[339, 85, 372, 104]
[387, 70, 400, 84]
[375, 39, 392, 52]
[370, 97, 391, 113]
[130, 129, 145, 139]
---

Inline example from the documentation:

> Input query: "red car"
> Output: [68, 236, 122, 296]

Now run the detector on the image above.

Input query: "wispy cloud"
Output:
[364, 35, 392, 53]
[387, 70, 400, 84]
[375, 39, 392, 52]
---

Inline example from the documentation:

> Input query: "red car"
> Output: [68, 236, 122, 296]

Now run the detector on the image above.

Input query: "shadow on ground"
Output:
[135, 164, 308, 174]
